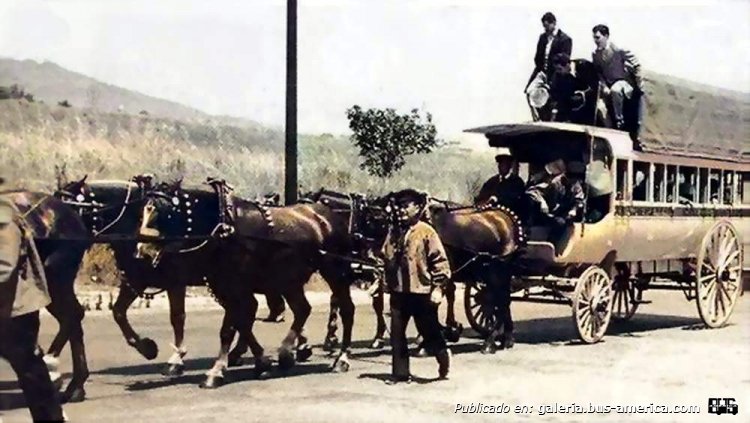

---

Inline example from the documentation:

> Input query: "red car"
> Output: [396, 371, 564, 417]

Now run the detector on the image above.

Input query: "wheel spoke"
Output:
[722, 249, 741, 270]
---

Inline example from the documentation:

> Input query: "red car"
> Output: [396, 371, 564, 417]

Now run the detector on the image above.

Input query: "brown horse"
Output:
[135, 181, 357, 388]
[360, 190, 526, 353]
[1, 190, 91, 402]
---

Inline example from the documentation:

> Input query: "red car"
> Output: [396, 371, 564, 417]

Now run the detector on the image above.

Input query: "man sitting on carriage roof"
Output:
[474, 153, 525, 208]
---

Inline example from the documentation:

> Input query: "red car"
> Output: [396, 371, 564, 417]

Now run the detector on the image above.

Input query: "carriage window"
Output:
[723, 171, 734, 205]
[666, 165, 677, 203]
[740, 172, 750, 205]
[615, 159, 628, 201]
[709, 169, 721, 204]
[678, 167, 697, 203]
[653, 164, 666, 202]
[632, 161, 650, 202]
[699, 168, 710, 203]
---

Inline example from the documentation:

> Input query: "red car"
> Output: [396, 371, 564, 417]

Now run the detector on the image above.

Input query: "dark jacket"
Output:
[475, 174, 526, 206]
[592, 42, 641, 87]
[528, 29, 573, 86]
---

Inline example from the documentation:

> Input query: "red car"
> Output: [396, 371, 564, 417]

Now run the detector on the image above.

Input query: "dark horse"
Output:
[57, 175, 254, 376]
[2, 190, 91, 402]
[358, 190, 526, 353]
[135, 181, 357, 388]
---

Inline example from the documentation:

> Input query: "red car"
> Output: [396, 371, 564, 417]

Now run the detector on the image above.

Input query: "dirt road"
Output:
[1, 289, 748, 422]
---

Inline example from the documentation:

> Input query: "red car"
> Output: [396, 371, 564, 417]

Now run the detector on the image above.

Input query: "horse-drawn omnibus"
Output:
[463, 71, 749, 343]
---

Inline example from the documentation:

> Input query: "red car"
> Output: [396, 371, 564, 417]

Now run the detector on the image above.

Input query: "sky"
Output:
[1, 0, 748, 144]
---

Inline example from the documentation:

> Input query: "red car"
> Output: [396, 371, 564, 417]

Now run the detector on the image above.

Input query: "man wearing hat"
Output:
[526, 160, 586, 243]
[475, 153, 525, 207]
[1, 178, 66, 422]
[381, 189, 452, 384]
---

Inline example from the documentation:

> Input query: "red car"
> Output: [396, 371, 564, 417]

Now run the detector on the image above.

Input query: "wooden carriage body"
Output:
[462, 74, 749, 342]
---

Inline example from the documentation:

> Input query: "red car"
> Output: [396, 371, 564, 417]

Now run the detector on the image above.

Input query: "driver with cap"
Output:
[475, 153, 526, 207]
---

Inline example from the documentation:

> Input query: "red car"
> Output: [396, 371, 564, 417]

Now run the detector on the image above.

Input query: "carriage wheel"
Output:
[695, 221, 743, 328]
[572, 266, 614, 343]
[611, 275, 641, 321]
[463, 281, 495, 337]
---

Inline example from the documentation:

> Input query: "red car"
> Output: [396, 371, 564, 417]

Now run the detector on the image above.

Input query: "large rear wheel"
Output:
[572, 266, 614, 343]
[696, 221, 743, 328]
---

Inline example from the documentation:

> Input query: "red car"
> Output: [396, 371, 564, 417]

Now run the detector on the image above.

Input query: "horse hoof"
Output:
[199, 375, 224, 389]
[296, 344, 313, 362]
[323, 335, 339, 352]
[136, 338, 159, 360]
[49, 371, 63, 391]
[481, 342, 497, 355]
[370, 338, 385, 349]
[414, 348, 429, 358]
[227, 355, 245, 368]
[445, 324, 463, 343]
[161, 363, 185, 377]
[263, 313, 285, 323]
[278, 350, 296, 370]
[254, 356, 273, 378]
[501, 334, 515, 350]
[332, 360, 350, 373]
[62, 386, 86, 404]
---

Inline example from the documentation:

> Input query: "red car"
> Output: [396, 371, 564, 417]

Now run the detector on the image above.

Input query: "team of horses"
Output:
[2, 174, 527, 401]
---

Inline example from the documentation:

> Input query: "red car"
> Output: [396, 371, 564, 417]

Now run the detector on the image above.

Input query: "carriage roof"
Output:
[468, 71, 750, 165]
[466, 121, 749, 170]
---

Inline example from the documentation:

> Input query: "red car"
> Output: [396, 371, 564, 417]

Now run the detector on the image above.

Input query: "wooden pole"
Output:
[284, 0, 298, 205]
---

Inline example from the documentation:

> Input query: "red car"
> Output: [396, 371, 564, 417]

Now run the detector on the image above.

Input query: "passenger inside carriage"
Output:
[525, 159, 586, 246]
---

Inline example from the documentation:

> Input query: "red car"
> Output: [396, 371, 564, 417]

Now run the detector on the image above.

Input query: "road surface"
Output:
[1, 288, 748, 422]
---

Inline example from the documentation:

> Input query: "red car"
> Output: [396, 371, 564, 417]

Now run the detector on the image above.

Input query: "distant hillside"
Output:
[0, 58, 264, 128]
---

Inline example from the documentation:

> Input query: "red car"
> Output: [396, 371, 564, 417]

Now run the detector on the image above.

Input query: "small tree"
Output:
[346, 105, 439, 178]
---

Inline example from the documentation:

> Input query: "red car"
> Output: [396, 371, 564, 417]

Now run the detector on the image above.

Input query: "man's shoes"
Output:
[437, 349, 451, 379]
[385, 374, 413, 385]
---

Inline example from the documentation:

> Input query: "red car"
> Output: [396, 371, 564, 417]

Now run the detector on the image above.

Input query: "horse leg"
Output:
[200, 309, 236, 389]
[370, 283, 386, 349]
[442, 280, 463, 343]
[277, 285, 311, 370]
[326, 276, 354, 373]
[499, 273, 514, 349]
[233, 294, 271, 379]
[44, 246, 89, 403]
[112, 282, 158, 360]
[481, 272, 503, 355]
[323, 292, 340, 352]
[263, 292, 286, 322]
[162, 286, 188, 376]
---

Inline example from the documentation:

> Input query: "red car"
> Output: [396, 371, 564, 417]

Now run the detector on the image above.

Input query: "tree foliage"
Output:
[346, 105, 439, 178]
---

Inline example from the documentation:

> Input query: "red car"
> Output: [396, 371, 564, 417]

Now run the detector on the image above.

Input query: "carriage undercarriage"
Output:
[464, 220, 745, 344]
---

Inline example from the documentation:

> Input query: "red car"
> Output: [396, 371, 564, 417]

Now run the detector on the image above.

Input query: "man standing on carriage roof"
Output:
[591, 24, 642, 130]
[381, 189, 452, 383]
[548, 53, 595, 124]
[475, 153, 525, 207]
[526, 12, 573, 119]
[0, 177, 67, 422]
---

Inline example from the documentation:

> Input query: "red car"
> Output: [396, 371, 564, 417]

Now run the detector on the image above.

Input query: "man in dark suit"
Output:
[526, 12, 573, 120]
[474, 153, 525, 207]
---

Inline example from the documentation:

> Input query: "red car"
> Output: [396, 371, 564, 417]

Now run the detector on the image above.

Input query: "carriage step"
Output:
[633, 300, 652, 305]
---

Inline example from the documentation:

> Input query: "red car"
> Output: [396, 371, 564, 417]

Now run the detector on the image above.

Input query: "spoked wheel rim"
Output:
[463, 281, 496, 337]
[696, 221, 743, 328]
[611, 276, 642, 321]
[572, 266, 614, 343]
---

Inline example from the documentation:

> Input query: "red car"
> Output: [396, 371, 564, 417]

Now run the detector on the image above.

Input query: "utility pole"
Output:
[284, 0, 298, 205]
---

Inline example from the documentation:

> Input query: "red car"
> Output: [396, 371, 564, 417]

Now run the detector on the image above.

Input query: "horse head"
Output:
[135, 182, 222, 264]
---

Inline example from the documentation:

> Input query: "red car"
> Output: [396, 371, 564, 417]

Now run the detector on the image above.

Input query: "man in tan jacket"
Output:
[1, 178, 66, 422]
[381, 189, 452, 383]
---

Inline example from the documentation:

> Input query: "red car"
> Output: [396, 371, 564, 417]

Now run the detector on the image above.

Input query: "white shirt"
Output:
[543, 28, 559, 71]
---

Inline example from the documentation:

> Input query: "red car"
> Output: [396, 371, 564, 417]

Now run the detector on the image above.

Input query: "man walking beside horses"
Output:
[381, 189, 452, 384]
[0, 177, 66, 422]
